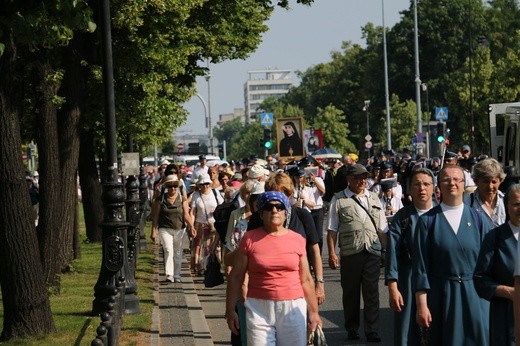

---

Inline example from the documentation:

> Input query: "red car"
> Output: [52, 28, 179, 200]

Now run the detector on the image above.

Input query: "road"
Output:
[195, 228, 396, 345]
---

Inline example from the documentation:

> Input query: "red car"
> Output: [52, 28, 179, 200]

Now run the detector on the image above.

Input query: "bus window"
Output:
[505, 124, 517, 167]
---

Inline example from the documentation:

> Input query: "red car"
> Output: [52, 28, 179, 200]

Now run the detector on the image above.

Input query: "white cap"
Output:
[251, 182, 265, 195]
[161, 160, 171, 166]
[196, 173, 212, 185]
[249, 164, 270, 179]
[163, 174, 178, 184]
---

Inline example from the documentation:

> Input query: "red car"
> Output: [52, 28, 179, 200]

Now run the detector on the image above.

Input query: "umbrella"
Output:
[311, 148, 342, 159]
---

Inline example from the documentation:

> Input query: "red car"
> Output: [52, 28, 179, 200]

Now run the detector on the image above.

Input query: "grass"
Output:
[0, 206, 155, 345]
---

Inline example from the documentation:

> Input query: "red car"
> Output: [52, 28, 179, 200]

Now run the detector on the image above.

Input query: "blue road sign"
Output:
[435, 107, 448, 121]
[416, 132, 425, 142]
[260, 113, 274, 126]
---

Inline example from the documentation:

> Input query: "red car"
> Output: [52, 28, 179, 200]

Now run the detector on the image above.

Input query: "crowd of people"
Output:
[144, 145, 520, 345]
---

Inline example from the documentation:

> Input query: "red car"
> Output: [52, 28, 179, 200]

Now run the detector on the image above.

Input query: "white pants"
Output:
[244, 297, 307, 346]
[158, 227, 185, 279]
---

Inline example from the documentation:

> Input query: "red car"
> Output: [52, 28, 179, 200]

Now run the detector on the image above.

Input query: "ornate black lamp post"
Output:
[123, 176, 141, 314]
[92, 0, 129, 316]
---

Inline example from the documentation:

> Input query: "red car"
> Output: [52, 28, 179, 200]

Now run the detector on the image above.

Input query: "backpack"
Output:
[213, 193, 240, 245]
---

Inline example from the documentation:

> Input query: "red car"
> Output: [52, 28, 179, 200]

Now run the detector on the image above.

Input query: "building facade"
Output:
[244, 69, 293, 123]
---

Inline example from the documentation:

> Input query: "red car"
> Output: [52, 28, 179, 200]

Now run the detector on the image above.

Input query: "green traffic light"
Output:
[264, 141, 273, 149]
[437, 135, 445, 143]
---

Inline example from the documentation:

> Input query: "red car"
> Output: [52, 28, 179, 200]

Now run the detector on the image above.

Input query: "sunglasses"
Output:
[262, 203, 285, 212]
[165, 183, 179, 188]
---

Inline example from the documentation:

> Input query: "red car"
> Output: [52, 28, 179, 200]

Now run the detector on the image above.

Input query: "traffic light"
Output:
[217, 143, 224, 158]
[436, 121, 446, 143]
[263, 128, 273, 149]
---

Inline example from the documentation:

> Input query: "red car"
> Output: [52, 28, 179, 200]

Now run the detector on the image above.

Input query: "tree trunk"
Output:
[79, 129, 104, 242]
[55, 36, 85, 270]
[34, 57, 64, 291]
[37, 34, 86, 287]
[0, 28, 55, 341]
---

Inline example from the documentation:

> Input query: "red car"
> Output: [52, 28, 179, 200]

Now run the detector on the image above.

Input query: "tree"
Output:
[0, 0, 316, 340]
[376, 95, 418, 151]
[0, 6, 56, 338]
[230, 122, 265, 160]
[313, 104, 356, 155]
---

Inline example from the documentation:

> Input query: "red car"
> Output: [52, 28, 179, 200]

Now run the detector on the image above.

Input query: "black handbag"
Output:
[204, 253, 224, 288]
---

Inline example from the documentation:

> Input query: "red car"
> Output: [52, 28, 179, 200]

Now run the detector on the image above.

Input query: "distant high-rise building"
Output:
[217, 108, 245, 127]
[244, 69, 293, 123]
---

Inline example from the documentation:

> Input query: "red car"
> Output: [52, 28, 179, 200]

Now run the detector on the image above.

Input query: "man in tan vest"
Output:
[327, 163, 388, 343]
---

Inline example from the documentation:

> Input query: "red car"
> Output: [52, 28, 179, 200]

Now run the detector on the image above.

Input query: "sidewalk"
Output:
[151, 239, 229, 345]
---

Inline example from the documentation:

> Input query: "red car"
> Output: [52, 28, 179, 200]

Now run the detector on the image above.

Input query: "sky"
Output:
[178, 0, 411, 137]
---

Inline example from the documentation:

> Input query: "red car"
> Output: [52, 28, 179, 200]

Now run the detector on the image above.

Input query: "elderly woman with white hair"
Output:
[463, 158, 507, 227]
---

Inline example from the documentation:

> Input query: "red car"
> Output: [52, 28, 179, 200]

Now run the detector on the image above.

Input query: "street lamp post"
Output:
[363, 100, 371, 158]
[413, 0, 423, 138]
[92, 0, 130, 321]
[194, 93, 209, 153]
[205, 60, 213, 155]
[382, 0, 392, 150]
[468, 0, 475, 151]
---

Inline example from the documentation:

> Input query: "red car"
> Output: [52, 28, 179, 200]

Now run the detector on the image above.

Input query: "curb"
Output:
[151, 242, 213, 345]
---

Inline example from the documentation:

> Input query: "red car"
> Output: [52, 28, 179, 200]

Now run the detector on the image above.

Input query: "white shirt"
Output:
[190, 189, 223, 223]
[328, 187, 388, 233]
[463, 189, 506, 228]
[192, 165, 209, 181]
[310, 176, 325, 210]
[440, 202, 464, 234]
[380, 195, 404, 215]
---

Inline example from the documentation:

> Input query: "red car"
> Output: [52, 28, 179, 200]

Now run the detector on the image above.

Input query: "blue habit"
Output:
[413, 205, 491, 346]
[474, 222, 517, 345]
[385, 205, 421, 346]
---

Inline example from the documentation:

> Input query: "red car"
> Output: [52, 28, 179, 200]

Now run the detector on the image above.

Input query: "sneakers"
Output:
[166, 275, 174, 283]
[174, 277, 182, 283]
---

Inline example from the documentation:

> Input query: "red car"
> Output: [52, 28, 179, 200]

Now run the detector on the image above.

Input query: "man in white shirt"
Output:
[192, 154, 209, 181]
[327, 164, 387, 343]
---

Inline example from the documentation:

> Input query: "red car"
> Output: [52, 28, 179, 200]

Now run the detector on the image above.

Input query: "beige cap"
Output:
[197, 173, 212, 185]
[249, 164, 270, 179]
[163, 174, 178, 184]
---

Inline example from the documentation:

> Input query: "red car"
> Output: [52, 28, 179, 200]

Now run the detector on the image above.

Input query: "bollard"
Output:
[92, 180, 129, 316]
[138, 167, 149, 252]
[124, 176, 141, 314]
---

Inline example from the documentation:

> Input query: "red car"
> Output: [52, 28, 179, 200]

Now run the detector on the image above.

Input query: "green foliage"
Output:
[0, 212, 155, 345]
[281, 0, 520, 156]
[313, 104, 356, 155]
[229, 122, 265, 160]
[377, 95, 417, 151]
[161, 139, 176, 156]
[214, 118, 245, 144]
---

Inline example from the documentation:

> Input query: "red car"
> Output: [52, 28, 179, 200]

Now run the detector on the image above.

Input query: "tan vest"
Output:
[334, 190, 382, 257]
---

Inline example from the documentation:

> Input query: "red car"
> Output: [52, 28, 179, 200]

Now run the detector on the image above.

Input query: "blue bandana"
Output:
[257, 191, 291, 212]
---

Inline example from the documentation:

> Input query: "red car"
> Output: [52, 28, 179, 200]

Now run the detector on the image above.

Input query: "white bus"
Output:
[175, 154, 221, 169]
[489, 102, 520, 180]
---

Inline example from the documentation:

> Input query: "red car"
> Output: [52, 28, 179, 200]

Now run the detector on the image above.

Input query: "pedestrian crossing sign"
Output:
[435, 107, 448, 121]
[260, 113, 274, 126]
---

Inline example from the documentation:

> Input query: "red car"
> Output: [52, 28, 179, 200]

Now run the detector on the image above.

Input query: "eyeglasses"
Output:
[440, 177, 464, 184]
[262, 203, 285, 212]
[412, 182, 433, 188]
